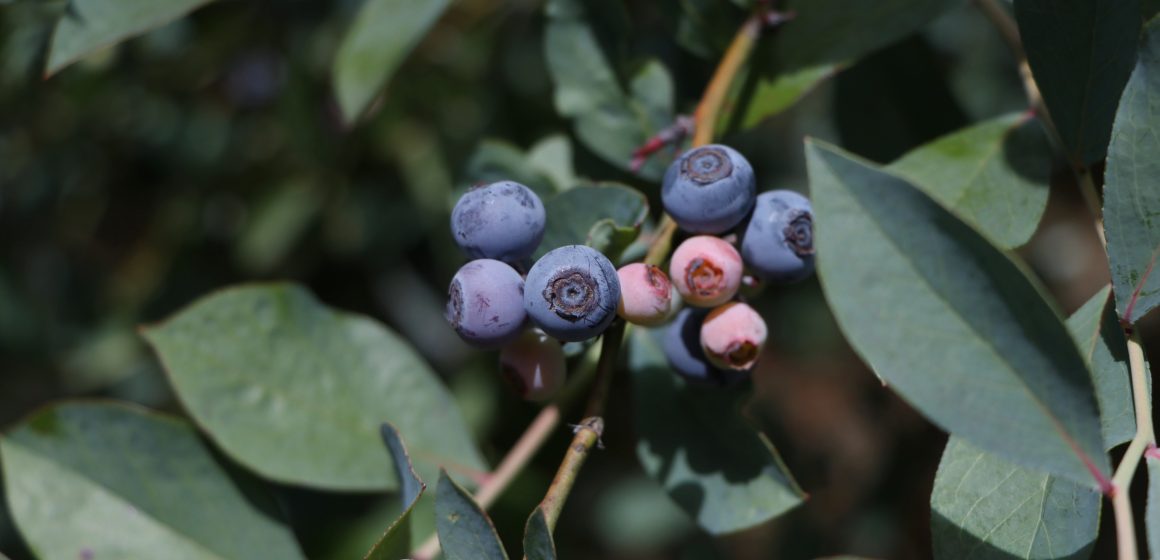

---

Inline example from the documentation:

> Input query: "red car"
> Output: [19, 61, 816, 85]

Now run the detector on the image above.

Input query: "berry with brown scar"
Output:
[700, 302, 766, 370]
[523, 245, 621, 342]
[616, 263, 673, 326]
[669, 235, 743, 307]
[661, 144, 756, 234]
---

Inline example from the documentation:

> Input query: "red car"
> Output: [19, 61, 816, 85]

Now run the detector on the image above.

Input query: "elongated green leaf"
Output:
[1066, 286, 1145, 450]
[1014, 0, 1140, 164]
[0, 401, 304, 559]
[523, 507, 556, 560]
[739, 0, 957, 127]
[931, 437, 1100, 560]
[738, 65, 838, 129]
[1105, 17, 1160, 323]
[629, 329, 805, 534]
[333, 0, 452, 124]
[142, 283, 486, 491]
[1147, 453, 1160, 559]
[46, 0, 216, 75]
[888, 113, 1052, 249]
[536, 182, 648, 261]
[435, 470, 507, 560]
[544, 0, 672, 180]
[807, 140, 1108, 487]
[365, 423, 427, 560]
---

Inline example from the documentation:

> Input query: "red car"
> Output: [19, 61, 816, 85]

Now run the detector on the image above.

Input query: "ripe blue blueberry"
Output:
[445, 259, 527, 348]
[740, 190, 815, 283]
[451, 181, 546, 262]
[662, 307, 749, 385]
[661, 144, 756, 234]
[523, 245, 621, 342]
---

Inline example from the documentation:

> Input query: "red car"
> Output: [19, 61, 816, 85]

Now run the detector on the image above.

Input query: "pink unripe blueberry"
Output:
[616, 263, 673, 326]
[499, 329, 566, 402]
[700, 302, 766, 370]
[669, 236, 743, 307]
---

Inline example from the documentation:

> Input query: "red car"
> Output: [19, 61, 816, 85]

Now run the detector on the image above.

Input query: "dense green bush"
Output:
[1, 0, 1159, 559]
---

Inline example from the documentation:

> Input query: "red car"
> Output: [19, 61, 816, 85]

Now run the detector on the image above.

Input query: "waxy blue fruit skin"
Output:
[661, 144, 756, 234]
[523, 245, 621, 342]
[662, 307, 749, 386]
[451, 181, 546, 262]
[445, 259, 527, 348]
[740, 190, 816, 284]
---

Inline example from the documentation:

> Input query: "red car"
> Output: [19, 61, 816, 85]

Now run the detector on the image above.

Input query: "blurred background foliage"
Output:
[0, 0, 1128, 558]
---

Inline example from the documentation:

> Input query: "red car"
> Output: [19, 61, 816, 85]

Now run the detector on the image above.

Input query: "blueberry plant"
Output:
[1, 0, 1159, 559]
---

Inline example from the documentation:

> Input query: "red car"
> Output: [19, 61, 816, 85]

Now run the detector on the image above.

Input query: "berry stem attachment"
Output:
[645, 7, 771, 267]
[691, 15, 762, 147]
[583, 320, 628, 420]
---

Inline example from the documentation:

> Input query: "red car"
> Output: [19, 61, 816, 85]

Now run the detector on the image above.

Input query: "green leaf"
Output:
[0, 401, 305, 559]
[1066, 286, 1146, 450]
[234, 179, 323, 274]
[806, 140, 1108, 487]
[674, 0, 743, 58]
[887, 113, 1052, 249]
[737, 65, 838, 129]
[365, 423, 427, 560]
[592, 475, 694, 551]
[544, 0, 673, 180]
[45, 0, 216, 75]
[333, 0, 452, 124]
[773, 0, 960, 69]
[522, 507, 556, 560]
[1014, 0, 1140, 164]
[435, 470, 507, 560]
[535, 182, 648, 261]
[462, 140, 559, 200]
[1105, 16, 1160, 323]
[629, 329, 805, 534]
[526, 135, 577, 194]
[931, 437, 1100, 560]
[739, 0, 958, 127]
[141, 283, 486, 491]
[1147, 453, 1160, 559]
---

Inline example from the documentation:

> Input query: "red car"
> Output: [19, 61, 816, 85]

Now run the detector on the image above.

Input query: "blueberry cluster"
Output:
[445, 181, 622, 401]
[444, 146, 815, 395]
[658, 144, 816, 384]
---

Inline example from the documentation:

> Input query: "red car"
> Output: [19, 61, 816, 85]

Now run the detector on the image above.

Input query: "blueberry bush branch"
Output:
[974, 0, 1104, 233]
[537, 416, 605, 531]
[977, 2, 1150, 556]
[411, 406, 563, 560]
[1111, 330, 1154, 560]
[418, 11, 766, 543]
[641, 5, 774, 269]
[582, 320, 627, 420]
